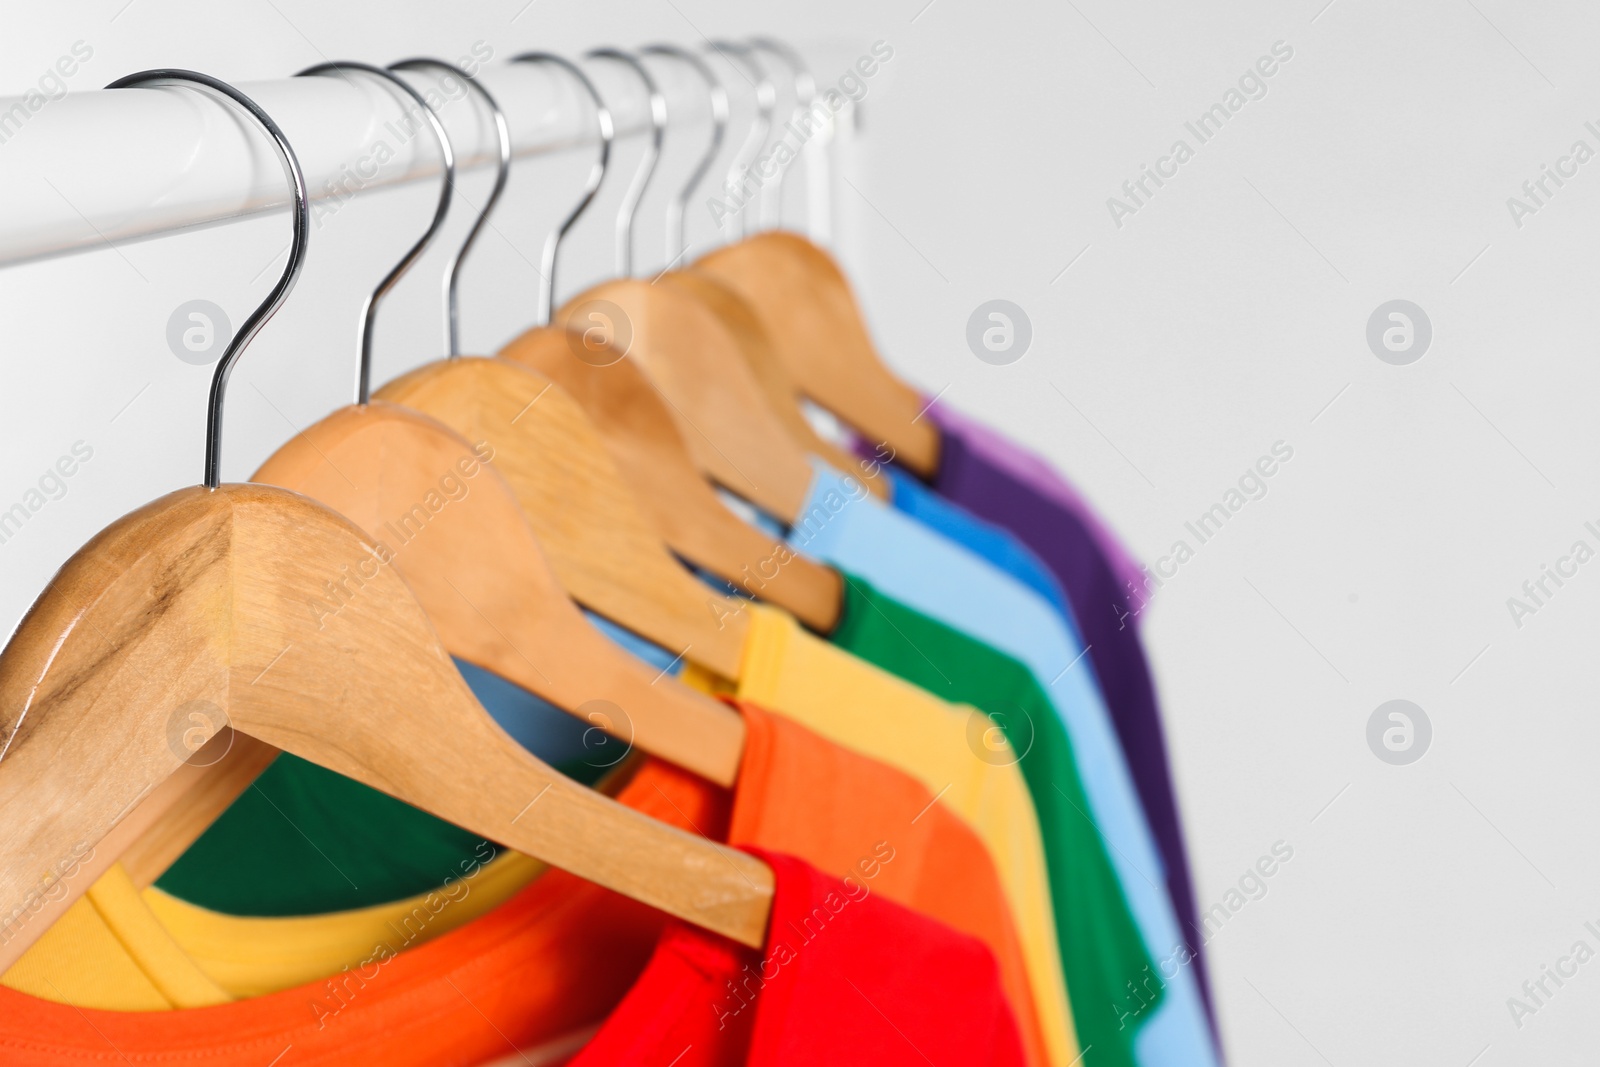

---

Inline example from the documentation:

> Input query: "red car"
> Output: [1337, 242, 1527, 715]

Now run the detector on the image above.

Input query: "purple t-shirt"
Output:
[928, 402, 1146, 617]
[922, 402, 1214, 1027]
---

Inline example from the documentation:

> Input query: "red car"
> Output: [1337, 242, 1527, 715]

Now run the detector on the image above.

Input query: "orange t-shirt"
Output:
[0, 703, 1044, 1066]
[725, 700, 1049, 1067]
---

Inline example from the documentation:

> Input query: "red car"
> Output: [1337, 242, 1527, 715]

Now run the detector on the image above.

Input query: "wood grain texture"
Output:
[118, 729, 279, 889]
[0, 485, 773, 964]
[657, 269, 887, 500]
[0, 724, 273, 962]
[549, 279, 816, 523]
[500, 330, 843, 634]
[694, 231, 942, 477]
[0, 489, 232, 970]
[374, 357, 752, 681]
[253, 401, 746, 786]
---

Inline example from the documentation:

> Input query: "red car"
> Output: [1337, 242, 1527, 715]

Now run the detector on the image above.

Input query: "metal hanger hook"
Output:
[704, 41, 774, 242]
[639, 44, 728, 266]
[297, 61, 456, 403]
[584, 49, 664, 279]
[747, 38, 817, 230]
[510, 52, 613, 326]
[105, 69, 310, 490]
[390, 58, 512, 358]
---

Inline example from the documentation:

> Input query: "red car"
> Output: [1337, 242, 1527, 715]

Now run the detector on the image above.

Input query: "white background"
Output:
[3, 2, 1599, 1063]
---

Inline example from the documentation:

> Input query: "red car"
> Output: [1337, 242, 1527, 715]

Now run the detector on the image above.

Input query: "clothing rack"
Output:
[0, 29, 1216, 1067]
[0, 57, 835, 271]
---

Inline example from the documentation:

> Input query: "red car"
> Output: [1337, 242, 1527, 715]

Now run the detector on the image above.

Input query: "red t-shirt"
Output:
[571, 848, 1026, 1067]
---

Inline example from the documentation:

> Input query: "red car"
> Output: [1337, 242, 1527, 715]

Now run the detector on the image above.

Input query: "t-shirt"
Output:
[789, 462, 1218, 1067]
[924, 407, 1211, 1026]
[3, 864, 233, 1011]
[568, 849, 1027, 1067]
[159, 632, 680, 914]
[0, 764, 711, 1065]
[2, 850, 541, 1009]
[926, 400, 1145, 604]
[685, 605, 1079, 1067]
[726, 702, 1052, 1067]
[884, 466, 1070, 613]
[5, 706, 1055, 1067]
[832, 572, 1151, 1067]
[155, 750, 499, 916]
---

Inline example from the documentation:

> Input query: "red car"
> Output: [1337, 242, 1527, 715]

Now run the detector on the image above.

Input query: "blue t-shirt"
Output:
[460, 609, 683, 771]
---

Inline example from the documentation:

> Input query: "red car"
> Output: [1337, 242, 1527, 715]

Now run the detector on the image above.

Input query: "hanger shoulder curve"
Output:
[0, 485, 772, 964]
[656, 269, 889, 501]
[252, 400, 744, 786]
[498, 328, 843, 634]
[552, 278, 816, 523]
[373, 358, 752, 681]
[656, 270, 838, 459]
[0, 487, 234, 969]
[694, 231, 941, 477]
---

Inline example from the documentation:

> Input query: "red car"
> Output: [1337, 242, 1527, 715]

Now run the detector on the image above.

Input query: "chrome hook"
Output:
[747, 38, 818, 231]
[297, 61, 456, 403]
[639, 44, 729, 265]
[704, 41, 774, 242]
[389, 57, 512, 357]
[584, 48, 665, 278]
[105, 69, 309, 489]
[510, 52, 613, 325]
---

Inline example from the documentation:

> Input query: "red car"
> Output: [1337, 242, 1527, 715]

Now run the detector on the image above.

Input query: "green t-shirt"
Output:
[157, 658, 610, 914]
[156, 754, 490, 915]
[831, 571, 1158, 1067]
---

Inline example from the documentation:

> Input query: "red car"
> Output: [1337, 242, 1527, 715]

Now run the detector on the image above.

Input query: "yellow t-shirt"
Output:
[684, 603, 1080, 1067]
[2, 864, 230, 1011]
[3, 852, 543, 1010]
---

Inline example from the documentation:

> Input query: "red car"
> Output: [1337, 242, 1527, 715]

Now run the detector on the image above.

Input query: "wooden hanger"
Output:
[118, 731, 280, 889]
[498, 329, 842, 633]
[687, 41, 939, 476]
[505, 51, 816, 524]
[260, 59, 743, 785]
[105, 61, 739, 901]
[372, 53, 752, 679]
[0, 484, 771, 967]
[0, 70, 771, 971]
[116, 61, 746, 896]
[693, 230, 941, 477]
[656, 267, 885, 496]
[117, 60, 741, 901]
[621, 45, 887, 501]
[256, 402, 746, 784]
[546, 278, 820, 522]
[0, 728, 281, 936]
[376, 357, 752, 679]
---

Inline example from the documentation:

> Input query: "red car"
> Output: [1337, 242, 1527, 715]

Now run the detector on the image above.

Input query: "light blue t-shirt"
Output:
[885, 468, 1071, 615]
[790, 461, 1216, 1067]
